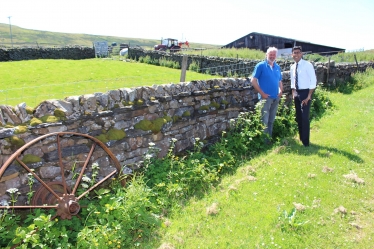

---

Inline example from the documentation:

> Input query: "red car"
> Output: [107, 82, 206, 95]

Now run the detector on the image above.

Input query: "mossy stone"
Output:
[172, 116, 181, 122]
[54, 108, 66, 118]
[107, 128, 126, 140]
[95, 134, 109, 143]
[151, 118, 167, 133]
[26, 106, 34, 114]
[210, 102, 220, 109]
[40, 115, 59, 123]
[15, 125, 28, 134]
[221, 100, 229, 105]
[199, 105, 209, 111]
[95, 128, 126, 143]
[135, 99, 144, 106]
[182, 111, 191, 117]
[30, 117, 43, 126]
[122, 101, 132, 106]
[134, 119, 153, 131]
[134, 118, 167, 134]
[164, 115, 172, 122]
[7, 136, 26, 149]
[22, 154, 42, 164]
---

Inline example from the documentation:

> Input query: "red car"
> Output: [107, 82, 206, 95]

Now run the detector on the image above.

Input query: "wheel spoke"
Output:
[57, 134, 69, 195]
[71, 143, 96, 195]
[77, 169, 117, 200]
[15, 157, 61, 200]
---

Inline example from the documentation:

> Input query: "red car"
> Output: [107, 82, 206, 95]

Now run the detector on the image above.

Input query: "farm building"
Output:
[223, 32, 345, 56]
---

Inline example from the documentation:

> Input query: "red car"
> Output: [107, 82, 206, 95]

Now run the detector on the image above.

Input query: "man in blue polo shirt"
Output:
[251, 47, 283, 142]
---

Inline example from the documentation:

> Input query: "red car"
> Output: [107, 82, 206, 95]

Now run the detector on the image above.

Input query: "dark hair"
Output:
[292, 46, 302, 52]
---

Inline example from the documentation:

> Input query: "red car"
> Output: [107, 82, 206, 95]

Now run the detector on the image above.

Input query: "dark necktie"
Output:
[295, 63, 299, 90]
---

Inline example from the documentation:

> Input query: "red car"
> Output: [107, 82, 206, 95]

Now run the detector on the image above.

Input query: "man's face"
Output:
[292, 49, 302, 62]
[267, 51, 277, 62]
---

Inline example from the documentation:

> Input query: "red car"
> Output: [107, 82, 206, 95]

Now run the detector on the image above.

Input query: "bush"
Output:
[188, 60, 200, 72]
[159, 57, 175, 68]
[310, 84, 334, 120]
[272, 95, 297, 139]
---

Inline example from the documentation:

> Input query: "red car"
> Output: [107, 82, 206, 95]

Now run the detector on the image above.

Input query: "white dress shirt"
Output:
[290, 59, 317, 90]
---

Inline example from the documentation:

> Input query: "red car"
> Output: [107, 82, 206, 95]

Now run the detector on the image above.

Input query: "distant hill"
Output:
[0, 23, 220, 50]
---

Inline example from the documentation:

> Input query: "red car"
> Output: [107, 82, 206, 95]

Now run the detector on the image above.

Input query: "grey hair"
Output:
[266, 47, 278, 54]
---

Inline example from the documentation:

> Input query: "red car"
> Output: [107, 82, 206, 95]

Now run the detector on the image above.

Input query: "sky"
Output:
[1, 0, 373, 51]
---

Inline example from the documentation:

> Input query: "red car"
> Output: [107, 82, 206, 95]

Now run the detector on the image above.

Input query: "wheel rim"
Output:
[0, 132, 125, 219]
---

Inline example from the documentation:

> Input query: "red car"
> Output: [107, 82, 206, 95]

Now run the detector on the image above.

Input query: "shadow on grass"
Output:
[285, 138, 364, 163]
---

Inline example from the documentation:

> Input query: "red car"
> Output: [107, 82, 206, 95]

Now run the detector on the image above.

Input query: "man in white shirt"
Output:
[290, 46, 317, 147]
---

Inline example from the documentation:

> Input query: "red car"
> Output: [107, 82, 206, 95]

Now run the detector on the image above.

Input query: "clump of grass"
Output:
[209, 101, 220, 109]
[199, 105, 209, 111]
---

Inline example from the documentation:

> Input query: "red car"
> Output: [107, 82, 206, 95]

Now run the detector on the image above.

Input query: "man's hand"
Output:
[261, 92, 270, 99]
[301, 96, 311, 106]
[277, 90, 283, 98]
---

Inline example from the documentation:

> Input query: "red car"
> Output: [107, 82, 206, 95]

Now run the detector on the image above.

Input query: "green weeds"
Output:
[278, 208, 310, 232]
[310, 83, 335, 120]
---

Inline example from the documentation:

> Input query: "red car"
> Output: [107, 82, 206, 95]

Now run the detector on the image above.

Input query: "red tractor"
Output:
[154, 38, 189, 52]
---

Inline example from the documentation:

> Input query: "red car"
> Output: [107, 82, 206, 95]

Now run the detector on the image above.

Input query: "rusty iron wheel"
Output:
[0, 132, 126, 219]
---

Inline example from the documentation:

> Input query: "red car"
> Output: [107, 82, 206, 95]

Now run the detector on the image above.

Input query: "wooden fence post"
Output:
[354, 54, 359, 72]
[180, 55, 188, 82]
[327, 57, 330, 84]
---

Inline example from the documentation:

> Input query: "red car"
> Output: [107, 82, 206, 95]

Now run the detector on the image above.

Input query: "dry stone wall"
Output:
[315, 60, 374, 85]
[128, 48, 374, 84]
[1, 48, 374, 202]
[128, 48, 290, 78]
[2, 76, 292, 202]
[0, 46, 95, 61]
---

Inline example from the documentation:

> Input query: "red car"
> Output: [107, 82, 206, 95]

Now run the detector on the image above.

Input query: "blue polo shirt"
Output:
[252, 60, 282, 99]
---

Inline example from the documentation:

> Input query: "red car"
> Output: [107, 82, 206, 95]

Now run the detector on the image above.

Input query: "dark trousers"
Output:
[294, 89, 311, 146]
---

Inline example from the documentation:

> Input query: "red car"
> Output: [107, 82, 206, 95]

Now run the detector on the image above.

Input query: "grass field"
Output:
[142, 82, 374, 249]
[0, 58, 219, 108]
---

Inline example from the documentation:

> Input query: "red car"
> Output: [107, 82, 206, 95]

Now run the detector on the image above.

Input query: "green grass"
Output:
[184, 47, 374, 63]
[183, 47, 266, 60]
[304, 49, 374, 63]
[0, 58, 219, 108]
[144, 83, 374, 248]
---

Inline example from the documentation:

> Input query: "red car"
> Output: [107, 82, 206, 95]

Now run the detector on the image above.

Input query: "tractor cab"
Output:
[154, 38, 181, 52]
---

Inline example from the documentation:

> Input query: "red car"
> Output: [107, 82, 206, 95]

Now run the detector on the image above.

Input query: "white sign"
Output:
[278, 48, 292, 58]
[94, 41, 108, 57]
